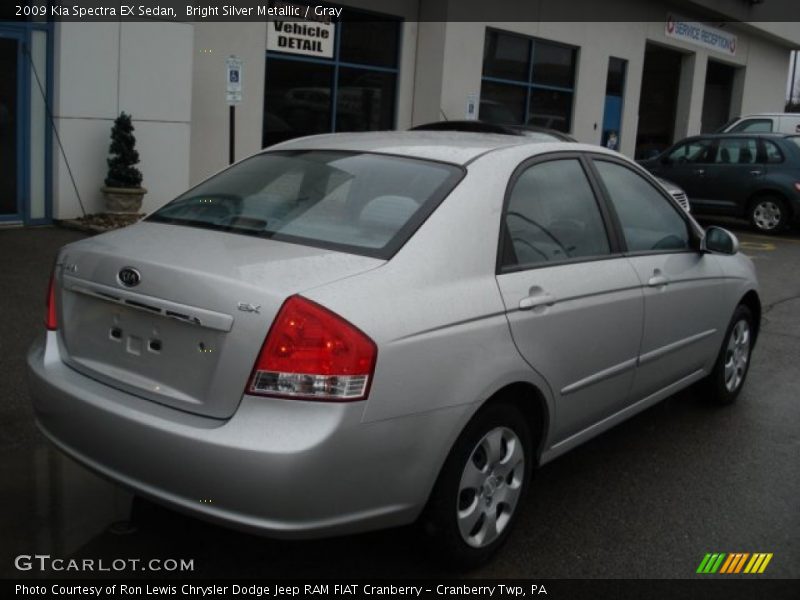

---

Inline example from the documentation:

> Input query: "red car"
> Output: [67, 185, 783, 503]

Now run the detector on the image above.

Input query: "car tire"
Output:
[748, 195, 788, 233]
[701, 304, 754, 405]
[421, 402, 533, 570]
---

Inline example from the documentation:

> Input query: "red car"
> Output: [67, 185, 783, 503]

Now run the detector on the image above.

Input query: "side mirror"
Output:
[702, 226, 739, 255]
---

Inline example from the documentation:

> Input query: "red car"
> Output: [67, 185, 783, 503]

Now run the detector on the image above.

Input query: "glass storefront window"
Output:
[263, 59, 333, 148]
[263, 7, 400, 148]
[0, 36, 18, 217]
[480, 81, 526, 124]
[528, 89, 573, 131]
[483, 30, 530, 82]
[338, 16, 399, 68]
[336, 68, 396, 132]
[480, 29, 577, 133]
[531, 40, 576, 89]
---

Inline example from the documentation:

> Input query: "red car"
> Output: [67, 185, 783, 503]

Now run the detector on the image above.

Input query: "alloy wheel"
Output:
[724, 319, 751, 393]
[456, 426, 525, 548]
[752, 200, 782, 231]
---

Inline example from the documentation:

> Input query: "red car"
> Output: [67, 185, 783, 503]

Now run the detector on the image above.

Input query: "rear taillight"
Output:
[248, 295, 377, 401]
[45, 268, 57, 330]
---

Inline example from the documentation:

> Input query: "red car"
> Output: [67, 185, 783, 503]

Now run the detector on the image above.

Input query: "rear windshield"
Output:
[148, 150, 464, 259]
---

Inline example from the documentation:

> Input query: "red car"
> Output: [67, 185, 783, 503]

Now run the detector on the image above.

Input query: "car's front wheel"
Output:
[748, 196, 788, 233]
[702, 304, 754, 405]
[422, 402, 533, 570]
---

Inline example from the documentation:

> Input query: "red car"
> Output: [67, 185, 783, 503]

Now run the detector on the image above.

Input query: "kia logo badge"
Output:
[118, 267, 141, 288]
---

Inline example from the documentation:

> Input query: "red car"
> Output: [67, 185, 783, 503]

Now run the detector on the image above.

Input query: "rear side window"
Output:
[502, 159, 610, 269]
[729, 118, 773, 133]
[760, 140, 784, 164]
[715, 138, 758, 164]
[148, 151, 463, 259]
[594, 160, 690, 253]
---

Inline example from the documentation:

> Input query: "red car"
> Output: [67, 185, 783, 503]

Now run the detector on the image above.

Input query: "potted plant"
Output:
[102, 112, 146, 213]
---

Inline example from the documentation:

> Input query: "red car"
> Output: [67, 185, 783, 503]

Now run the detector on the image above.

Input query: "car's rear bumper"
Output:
[28, 332, 465, 539]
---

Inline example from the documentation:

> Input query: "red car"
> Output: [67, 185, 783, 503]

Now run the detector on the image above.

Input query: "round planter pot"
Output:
[102, 186, 147, 214]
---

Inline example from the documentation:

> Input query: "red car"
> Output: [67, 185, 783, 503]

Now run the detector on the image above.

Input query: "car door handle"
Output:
[647, 274, 670, 287]
[750, 170, 762, 176]
[519, 293, 557, 310]
[693, 169, 705, 175]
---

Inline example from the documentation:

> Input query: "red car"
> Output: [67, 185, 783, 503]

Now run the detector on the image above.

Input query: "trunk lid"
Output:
[55, 222, 383, 418]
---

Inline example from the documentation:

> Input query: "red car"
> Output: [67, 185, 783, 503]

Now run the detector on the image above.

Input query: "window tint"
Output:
[715, 138, 758, 164]
[594, 160, 690, 253]
[729, 119, 773, 133]
[503, 159, 610, 268]
[667, 140, 714, 164]
[531, 40, 576, 88]
[149, 151, 462, 259]
[761, 140, 784, 164]
[263, 59, 333, 147]
[263, 10, 400, 148]
[480, 82, 526, 124]
[483, 30, 530, 81]
[606, 57, 626, 96]
[480, 29, 577, 133]
[528, 88, 573, 132]
[335, 68, 396, 132]
[338, 18, 400, 68]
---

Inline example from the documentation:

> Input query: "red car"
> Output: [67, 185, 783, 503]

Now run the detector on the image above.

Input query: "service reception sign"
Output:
[267, 1, 335, 58]
[666, 14, 737, 56]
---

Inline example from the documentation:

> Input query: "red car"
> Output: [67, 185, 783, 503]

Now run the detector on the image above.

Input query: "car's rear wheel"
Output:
[701, 304, 754, 405]
[748, 195, 788, 233]
[422, 402, 532, 570]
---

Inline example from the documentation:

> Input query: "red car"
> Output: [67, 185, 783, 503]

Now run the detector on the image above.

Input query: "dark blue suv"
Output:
[639, 133, 800, 233]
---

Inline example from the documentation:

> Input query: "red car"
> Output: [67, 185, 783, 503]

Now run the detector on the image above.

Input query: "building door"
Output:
[0, 32, 22, 221]
[601, 57, 626, 150]
[635, 44, 683, 160]
[701, 61, 736, 133]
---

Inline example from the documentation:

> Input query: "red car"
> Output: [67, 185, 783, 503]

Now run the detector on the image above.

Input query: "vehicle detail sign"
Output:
[665, 14, 737, 56]
[267, 1, 335, 58]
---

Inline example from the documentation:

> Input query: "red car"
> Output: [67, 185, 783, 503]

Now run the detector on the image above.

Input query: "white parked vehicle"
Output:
[719, 113, 800, 135]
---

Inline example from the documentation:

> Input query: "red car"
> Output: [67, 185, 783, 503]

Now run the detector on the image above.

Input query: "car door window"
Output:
[729, 118, 773, 133]
[502, 158, 610, 268]
[667, 140, 714, 164]
[715, 138, 758, 164]
[760, 140, 784, 164]
[594, 160, 690, 253]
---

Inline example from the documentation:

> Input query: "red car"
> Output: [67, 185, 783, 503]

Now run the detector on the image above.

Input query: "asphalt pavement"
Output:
[1, 222, 798, 580]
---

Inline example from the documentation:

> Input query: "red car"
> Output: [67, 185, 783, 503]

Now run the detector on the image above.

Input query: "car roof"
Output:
[686, 132, 797, 141]
[267, 130, 574, 165]
[736, 113, 797, 118]
[409, 120, 578, 142]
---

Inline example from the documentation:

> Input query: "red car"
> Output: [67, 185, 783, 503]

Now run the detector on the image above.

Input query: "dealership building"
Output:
[1, 0, 798, 225]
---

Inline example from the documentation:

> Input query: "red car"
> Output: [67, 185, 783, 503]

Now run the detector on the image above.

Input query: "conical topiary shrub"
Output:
[102, 111, 147, 214]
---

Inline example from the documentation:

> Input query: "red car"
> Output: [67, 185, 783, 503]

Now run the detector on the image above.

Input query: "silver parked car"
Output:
[29, 132, 760, 568]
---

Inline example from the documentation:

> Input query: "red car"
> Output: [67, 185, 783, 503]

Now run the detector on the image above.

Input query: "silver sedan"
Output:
[28, 131, 760, 568]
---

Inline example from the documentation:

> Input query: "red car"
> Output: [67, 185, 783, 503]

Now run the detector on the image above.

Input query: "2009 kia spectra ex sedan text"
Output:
[28, 131, 760, 568]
